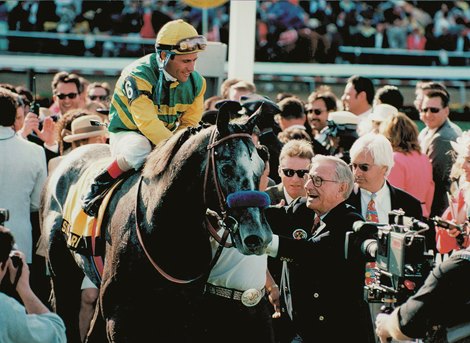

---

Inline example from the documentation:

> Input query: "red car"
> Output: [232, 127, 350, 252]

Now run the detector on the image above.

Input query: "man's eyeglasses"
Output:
[282, 168, 309, 178]
[303, 174, 339, 187]
[56, 92, 78, 100]
[420, 107, 442, 114]
[88, 95, 109, 101]
[350, 163, 371, 172]
[307, 108, 325, 116]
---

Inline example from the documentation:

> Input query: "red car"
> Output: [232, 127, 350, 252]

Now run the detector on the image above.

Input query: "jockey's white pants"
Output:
[109, 131, 152, 171]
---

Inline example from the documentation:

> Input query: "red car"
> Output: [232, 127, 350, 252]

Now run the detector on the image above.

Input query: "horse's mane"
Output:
[142, 124, 212, 179]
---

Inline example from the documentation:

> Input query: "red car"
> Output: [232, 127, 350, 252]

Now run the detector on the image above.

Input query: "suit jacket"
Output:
[346, 181, 423, 221]
[419, 119, 462, 217]
[0, 128, 47, 263]
[266, 198, 375, 342]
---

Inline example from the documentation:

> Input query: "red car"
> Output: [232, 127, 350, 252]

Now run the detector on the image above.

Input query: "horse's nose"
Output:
[244, 235, 262, 251]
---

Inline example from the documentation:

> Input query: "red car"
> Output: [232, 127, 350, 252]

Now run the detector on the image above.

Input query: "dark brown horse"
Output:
[41, 102, 273, 342]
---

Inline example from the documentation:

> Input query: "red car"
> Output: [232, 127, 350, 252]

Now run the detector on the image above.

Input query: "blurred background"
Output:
[0, 0, 469, 125]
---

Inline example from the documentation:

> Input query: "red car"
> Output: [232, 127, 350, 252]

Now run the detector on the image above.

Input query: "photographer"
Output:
[375, 247, 470, 343]
[0, 226, 66, 343]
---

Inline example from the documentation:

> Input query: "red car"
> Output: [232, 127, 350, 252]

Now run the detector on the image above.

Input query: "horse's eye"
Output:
[220, 164, 233, 178]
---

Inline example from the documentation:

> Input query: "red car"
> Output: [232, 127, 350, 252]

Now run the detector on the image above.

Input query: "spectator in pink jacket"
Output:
[380, 112, 434, 218]
[435, 131, 470, 254]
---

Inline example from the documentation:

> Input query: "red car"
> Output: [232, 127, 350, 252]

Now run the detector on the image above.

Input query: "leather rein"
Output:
[135, 129, 252, 284]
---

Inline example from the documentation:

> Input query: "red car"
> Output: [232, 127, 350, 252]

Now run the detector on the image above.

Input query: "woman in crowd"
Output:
[379, 112, 434, 218]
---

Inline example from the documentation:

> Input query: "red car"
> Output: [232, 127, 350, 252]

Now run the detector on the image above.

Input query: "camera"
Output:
[362, 210, 434, 307]
[0, 208, 9, 226]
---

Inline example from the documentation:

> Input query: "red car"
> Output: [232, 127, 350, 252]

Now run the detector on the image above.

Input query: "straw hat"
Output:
[63, 114, 107, 143]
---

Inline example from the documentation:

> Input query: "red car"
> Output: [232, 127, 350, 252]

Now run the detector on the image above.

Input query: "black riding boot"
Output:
[82, 169, 116, 217]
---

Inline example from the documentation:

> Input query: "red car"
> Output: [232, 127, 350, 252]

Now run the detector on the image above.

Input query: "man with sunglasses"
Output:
[82, 19, 207, 216]
[265, 155, 375, 342]
[266, 139, 314, 206]
[418, 90, 462, 218]
[346, 133, 424, 339]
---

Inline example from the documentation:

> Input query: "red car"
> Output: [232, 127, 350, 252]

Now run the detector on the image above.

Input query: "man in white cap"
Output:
[369, 103, 398, 133]
[82, 19, 207, 216]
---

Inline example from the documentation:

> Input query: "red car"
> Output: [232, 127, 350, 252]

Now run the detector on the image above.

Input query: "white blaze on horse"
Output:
[41, 101, 273, 342]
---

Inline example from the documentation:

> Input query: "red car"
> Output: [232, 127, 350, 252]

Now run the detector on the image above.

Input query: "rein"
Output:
[134, 129, 252, 284]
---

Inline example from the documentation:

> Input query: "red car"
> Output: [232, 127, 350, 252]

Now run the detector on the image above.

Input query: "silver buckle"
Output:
[241, 288, 262, 307]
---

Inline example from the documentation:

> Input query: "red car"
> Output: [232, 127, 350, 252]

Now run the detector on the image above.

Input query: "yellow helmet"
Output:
[155, 19, 207, 54]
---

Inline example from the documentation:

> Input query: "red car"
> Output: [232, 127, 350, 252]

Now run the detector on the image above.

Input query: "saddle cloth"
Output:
[62, 158, 122, 257]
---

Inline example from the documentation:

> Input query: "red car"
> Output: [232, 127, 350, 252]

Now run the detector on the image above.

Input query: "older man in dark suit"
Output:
[346, 132, 424, 341]
[266, 155, 375, 342]
[347, 133, 423, 222]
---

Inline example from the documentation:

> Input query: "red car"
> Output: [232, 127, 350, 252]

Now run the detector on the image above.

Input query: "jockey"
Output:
[82, 19, 207, 216]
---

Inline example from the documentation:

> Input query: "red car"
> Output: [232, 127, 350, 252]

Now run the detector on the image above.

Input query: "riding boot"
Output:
[82, 160, 125, 217]
[82, 169, 117, 217]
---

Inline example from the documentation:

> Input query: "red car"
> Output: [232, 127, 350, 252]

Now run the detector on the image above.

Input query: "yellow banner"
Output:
[183, 0, 228, 9]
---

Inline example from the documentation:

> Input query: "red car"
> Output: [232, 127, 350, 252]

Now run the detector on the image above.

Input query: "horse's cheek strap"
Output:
[226, 191, 270, 209]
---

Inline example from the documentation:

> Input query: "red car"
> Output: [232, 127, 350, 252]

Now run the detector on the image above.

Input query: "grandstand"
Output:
[0, 0, 469, 114]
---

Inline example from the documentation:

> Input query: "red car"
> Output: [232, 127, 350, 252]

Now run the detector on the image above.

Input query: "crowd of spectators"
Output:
[1, 0, 469, 65]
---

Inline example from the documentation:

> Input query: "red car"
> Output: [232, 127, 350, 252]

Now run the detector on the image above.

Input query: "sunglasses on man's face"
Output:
[56, 92, 78, 100]
[88, 95, 109, 101]
[307, 108, 324, 116]
[350, 163, 371, 172]
[420, 107, 442, 114]
[282, 168, 309, 178]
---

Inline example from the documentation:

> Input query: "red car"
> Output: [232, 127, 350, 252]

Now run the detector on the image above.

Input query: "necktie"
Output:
[365, 193, 378, 285]
[311, 215, 321, 234]
[366, 193, 379, 223]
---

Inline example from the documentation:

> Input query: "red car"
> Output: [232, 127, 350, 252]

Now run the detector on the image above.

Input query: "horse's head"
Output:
[205, 101, 273, 255]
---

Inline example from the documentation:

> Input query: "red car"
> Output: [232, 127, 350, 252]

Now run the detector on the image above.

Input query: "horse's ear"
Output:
[245, 101, 269, 133]
[216, 100, 241, 135]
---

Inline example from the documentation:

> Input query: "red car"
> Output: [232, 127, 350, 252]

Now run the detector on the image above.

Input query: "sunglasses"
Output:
[88, 95, 109, 101]
[307, 108, 324, 116]
[350, 163, 371, 172]
[282, 168, 309, 178]
[303, 174, 339, 187]
[420, 107, 442, 114]
[56, 92, 78, 100]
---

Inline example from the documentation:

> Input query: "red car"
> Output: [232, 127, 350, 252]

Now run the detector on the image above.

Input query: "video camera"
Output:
[359, 210, 434, 306]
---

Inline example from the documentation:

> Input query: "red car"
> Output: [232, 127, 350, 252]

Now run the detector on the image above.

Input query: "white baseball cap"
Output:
[369, 104, 398, 122]
[328, 110, 360, 125]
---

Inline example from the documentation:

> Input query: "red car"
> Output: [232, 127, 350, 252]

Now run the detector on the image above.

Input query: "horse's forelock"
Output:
[142, 126, 213, 179]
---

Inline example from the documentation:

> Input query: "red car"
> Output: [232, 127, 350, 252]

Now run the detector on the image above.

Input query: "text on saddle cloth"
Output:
[62, 158, 122, 257]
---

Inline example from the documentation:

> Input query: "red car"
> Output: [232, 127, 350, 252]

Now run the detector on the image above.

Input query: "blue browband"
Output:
[226, 191, 270, 209]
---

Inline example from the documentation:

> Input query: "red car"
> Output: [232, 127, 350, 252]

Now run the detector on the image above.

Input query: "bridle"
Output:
[135, 127, 253, 284]
[203, 128, 253, 248]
